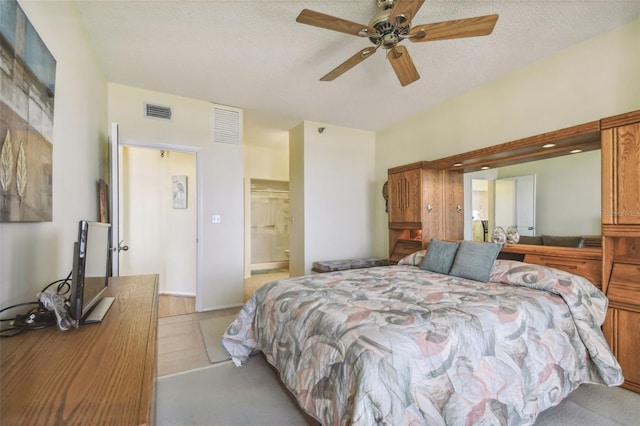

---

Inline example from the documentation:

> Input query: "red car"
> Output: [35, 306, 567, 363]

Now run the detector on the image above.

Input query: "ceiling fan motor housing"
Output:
[369, 2, 410, 48]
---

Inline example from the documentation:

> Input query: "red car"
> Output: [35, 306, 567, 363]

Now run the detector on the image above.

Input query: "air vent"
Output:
[212, 104, 242, 144]
[144, 103, 172, 120]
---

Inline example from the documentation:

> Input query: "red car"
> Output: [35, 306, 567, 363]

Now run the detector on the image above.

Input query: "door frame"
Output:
[118, 137, 203, 311]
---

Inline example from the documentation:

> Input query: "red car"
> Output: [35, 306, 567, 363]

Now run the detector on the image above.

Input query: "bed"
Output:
[222, 244, 623, 425]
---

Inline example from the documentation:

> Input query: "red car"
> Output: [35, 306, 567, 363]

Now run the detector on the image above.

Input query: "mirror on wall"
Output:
[470, 175, 536, 241]
[495, 175, 536, 236]
[464, 150, 601, 242]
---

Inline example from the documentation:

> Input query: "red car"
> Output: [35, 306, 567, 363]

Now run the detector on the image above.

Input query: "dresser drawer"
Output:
[523, 254, 602, 289]
[607, 262, 640, 307]
[390, 239, 423, 263]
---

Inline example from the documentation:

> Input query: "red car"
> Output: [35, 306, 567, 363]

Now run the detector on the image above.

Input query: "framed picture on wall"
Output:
[172, 175, 187, 209]
[0, 0, 56, 222]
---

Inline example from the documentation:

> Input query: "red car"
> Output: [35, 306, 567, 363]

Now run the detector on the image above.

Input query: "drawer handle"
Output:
[546, 263, 577, 270]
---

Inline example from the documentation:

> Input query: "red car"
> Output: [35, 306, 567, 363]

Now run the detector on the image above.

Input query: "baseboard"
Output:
[200, 303, 244, 312]
[251, 261, 289, 271]
[159, 291, 196, 297]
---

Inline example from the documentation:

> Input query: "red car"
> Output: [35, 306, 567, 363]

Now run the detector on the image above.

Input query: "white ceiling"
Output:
[74, 1, 640, 147]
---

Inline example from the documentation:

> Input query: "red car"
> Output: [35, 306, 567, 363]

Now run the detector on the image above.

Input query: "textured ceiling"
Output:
[74, 1, 640, 147]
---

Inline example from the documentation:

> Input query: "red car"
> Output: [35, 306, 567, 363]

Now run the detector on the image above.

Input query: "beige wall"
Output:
[373, 18, 640, 256]
[290, 122, 376, 275]
[288, 124, 305, 277]
[108, 83, 244, 311]
[0, 1, 108, 308]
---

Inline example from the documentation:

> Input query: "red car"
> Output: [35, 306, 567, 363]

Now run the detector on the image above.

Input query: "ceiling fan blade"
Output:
[320, 47, 378, 81]
[409, 14, 499, 42]
[388, 0, 425, 25]
[387, 46, 420, 87]
[296, 9, 378, 37]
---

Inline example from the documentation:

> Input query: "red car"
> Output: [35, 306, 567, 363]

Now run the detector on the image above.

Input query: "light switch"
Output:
[211, 215, 221, 224]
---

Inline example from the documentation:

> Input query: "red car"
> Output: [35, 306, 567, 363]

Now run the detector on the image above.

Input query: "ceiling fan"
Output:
[296, 0, 499, 87]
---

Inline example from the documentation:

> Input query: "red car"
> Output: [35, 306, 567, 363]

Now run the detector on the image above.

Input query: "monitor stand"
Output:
[83, 297, 115, 323]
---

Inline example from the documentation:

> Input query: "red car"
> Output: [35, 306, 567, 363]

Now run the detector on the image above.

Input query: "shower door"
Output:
[250, 189, 289, 266]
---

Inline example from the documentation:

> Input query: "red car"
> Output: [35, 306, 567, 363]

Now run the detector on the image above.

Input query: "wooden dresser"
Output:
[0, 274, 159, 425]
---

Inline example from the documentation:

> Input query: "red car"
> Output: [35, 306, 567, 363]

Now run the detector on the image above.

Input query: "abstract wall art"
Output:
[0, 0, 56, 222]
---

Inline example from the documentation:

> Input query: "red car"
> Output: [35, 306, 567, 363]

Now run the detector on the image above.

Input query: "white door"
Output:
[514, 175, 536, 236]
[495, 175, 536, 236]
[119, 146, 197, 296]
[494, 179, 516, 229]
[109, 123, 120, 276]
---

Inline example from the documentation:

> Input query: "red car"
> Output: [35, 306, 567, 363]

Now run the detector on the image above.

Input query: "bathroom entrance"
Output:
[250, 179, 289, 273]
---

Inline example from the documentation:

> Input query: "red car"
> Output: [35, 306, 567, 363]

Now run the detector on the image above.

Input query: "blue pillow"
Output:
[449, 241, 502, 282]
[420, 239, 460, 275]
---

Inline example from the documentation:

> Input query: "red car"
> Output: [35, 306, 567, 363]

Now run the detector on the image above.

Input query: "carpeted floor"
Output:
[157, 355, 312, 425]
[199, 314, 238, 364]
[156, 354, 640, 425]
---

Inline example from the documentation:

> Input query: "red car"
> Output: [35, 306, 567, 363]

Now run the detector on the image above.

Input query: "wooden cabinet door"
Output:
[421, 169, 443, 240]
[605, 307, 640, 393]
[387, 171, 405, 223]
[616, 309, 640, 392]
[443, 171, 464, 240]
[388, 168, 422, 224]
[603, 122, 640, 225]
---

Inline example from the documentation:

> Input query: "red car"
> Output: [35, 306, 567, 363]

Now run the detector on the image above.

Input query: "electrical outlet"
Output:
[211, 215, 221, 224]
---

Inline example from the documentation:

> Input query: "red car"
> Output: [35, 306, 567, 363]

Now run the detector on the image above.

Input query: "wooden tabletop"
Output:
[0, 274, 158, 426]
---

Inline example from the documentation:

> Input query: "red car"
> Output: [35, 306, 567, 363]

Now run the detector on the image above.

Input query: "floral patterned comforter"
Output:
[222, 260, 623, 425]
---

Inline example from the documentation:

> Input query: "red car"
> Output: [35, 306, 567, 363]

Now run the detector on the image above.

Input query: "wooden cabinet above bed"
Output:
[388, 163, 463, 262]
[388, 165, 424, 225]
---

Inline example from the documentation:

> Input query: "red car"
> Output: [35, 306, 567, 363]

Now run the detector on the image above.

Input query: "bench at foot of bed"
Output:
[311, 257, 389, 273]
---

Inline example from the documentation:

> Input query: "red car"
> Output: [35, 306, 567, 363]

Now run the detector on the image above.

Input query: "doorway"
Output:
[119, 145, 198, 296]
[249, 179, 289, 273]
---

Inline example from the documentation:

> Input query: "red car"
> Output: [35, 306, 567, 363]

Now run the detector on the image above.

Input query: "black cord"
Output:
[0, 271, 73, 337]
[40, 271, 73, 296]
[0, 302, 40, 319]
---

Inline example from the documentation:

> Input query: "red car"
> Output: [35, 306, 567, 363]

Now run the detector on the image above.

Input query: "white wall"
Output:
[373, 18, 640, 256]
[0, 1, 108, 308]
[289, 122, 376, 275]
[108, 83, 244, 311]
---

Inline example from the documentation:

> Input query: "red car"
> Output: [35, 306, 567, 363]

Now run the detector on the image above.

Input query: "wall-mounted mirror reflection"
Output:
[464, 150, 601, 244]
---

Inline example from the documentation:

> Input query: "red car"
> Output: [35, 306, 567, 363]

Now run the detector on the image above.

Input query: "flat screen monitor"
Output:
[69, 220, 111, 322]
